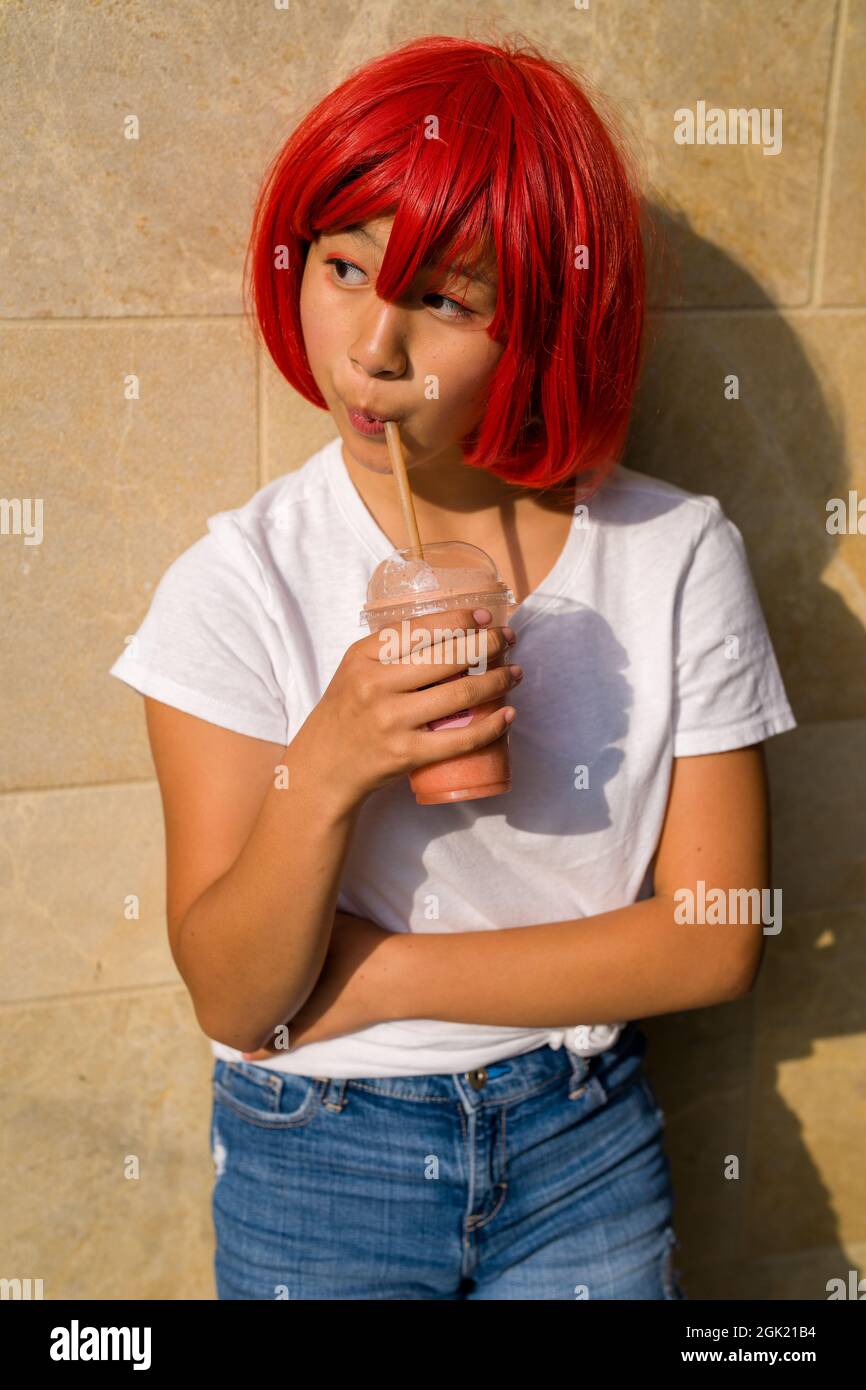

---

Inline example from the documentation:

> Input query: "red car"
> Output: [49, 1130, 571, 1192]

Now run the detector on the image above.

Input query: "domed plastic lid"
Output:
[360, 540, 515, 627]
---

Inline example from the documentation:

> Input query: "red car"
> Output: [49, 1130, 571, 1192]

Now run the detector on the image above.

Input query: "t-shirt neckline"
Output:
[321, 435, 598, 630]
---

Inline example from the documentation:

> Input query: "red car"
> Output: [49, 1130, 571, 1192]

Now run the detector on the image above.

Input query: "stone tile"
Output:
[645, 910, 866, 1272]
[0, 783, 176, 1003]
[0, 991, 216, 1299]
[746, 1030, 866, 1258]
[754, 904, 866, 1035]
[628, 311, 866, 724]
[743, 905, 866, 1262]
[682, 1240, 866, 1301]
[766, 722, 866, 915]
[0, 2, 336, 317]
[0, 321, 257, 790]
[820, 2, 866, 305]
[642, 1000, 754, 1264]
[261, 349, 341, 482]
[601, 4, 834, 308]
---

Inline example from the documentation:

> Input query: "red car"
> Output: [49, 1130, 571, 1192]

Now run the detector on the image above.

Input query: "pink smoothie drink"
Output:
[360, 541, 516, 805]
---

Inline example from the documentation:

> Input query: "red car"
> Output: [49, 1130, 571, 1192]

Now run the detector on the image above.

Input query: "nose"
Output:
[348, 298, 409, 380]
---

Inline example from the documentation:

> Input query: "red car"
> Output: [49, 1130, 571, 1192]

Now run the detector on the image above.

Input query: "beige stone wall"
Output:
[1, 3, 863, 1300]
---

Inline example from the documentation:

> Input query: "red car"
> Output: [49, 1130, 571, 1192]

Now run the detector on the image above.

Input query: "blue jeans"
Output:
[209, 1021, 687, 1300]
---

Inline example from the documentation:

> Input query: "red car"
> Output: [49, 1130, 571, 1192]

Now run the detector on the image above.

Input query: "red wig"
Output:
[244, 34, 649, 495]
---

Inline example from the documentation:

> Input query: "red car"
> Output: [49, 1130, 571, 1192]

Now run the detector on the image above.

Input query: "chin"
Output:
[344, 447, 395, 476]
[343, 434, 421, 474]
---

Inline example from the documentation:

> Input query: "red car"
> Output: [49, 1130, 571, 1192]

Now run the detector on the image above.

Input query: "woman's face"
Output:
[299, 216, 504, 475]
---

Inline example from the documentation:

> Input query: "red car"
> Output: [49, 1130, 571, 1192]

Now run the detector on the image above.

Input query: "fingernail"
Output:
[503, 626, 517, 644]
[473, 608, 492, 624]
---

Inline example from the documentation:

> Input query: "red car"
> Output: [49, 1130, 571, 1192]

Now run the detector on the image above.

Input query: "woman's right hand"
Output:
[296, 608, 521, 806]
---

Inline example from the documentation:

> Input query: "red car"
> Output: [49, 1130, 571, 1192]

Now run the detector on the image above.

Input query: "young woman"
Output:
[110, 35, 797, 1300]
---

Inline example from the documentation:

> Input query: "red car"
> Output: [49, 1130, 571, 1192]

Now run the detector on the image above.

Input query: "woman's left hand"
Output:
[241, 912, 402, 1059]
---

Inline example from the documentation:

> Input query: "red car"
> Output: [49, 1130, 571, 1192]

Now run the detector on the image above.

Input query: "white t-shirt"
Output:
[109, 434, 797, 1079]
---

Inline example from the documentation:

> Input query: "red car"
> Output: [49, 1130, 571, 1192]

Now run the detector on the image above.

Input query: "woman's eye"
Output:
[324, 257, 473, 320]
[424, 293, 473, 321]
[325, 256, 366, 285]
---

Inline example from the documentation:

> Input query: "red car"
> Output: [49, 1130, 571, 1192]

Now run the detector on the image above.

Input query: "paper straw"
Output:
[384, 421, 424, 560]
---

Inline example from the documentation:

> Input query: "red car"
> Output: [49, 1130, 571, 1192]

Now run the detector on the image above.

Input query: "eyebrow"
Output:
[337, 223, 498, 292]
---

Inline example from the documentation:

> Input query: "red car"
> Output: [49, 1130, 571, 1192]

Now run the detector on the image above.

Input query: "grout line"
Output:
[0, 778, 156, 798]
[646, 303, 866, 317]
[768, 899, 866, 919]
[811, 0, 848, 308]
[0, 981, 187, 1012]
[3, 306, 865, 331]
[7, 727, 866, 800]
[0, 314, 249, 326]
[680, 1240, 866, 1277]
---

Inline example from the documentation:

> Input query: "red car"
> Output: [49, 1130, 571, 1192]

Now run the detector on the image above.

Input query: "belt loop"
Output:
[567, 1050, 591, 1097]
[318, 1077, 348, 1111]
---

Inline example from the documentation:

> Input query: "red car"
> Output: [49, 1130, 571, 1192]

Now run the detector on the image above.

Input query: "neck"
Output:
[340, 439, 571, 536]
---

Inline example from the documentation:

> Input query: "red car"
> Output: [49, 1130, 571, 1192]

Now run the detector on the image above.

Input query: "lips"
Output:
[344, 401, 399, 423]
[345, 407, 388, 437]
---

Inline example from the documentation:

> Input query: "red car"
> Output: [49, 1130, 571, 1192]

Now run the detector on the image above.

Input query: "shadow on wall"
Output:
[627, 203, 864, 1300]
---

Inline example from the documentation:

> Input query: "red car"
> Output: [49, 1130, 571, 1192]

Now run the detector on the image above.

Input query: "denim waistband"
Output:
[310, 1021, 645, 1113]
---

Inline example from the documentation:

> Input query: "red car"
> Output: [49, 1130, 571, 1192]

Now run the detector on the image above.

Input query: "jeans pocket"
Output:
[212, 1059, 318, 1129]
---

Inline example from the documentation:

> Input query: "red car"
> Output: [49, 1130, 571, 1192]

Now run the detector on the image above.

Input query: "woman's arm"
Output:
[386, 745, 771, 1026]
[145, 697, 364, 1055]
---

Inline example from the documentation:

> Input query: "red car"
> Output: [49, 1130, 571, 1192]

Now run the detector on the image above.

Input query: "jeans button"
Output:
[467, 1068, 488, 1090]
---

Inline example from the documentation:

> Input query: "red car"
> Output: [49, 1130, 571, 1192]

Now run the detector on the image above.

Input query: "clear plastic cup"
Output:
[360, 541, 517, 805]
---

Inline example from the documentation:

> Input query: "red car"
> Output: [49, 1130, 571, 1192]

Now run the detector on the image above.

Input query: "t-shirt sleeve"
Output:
[671, 499, 798, 757]
[108, 517, 290, 745]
